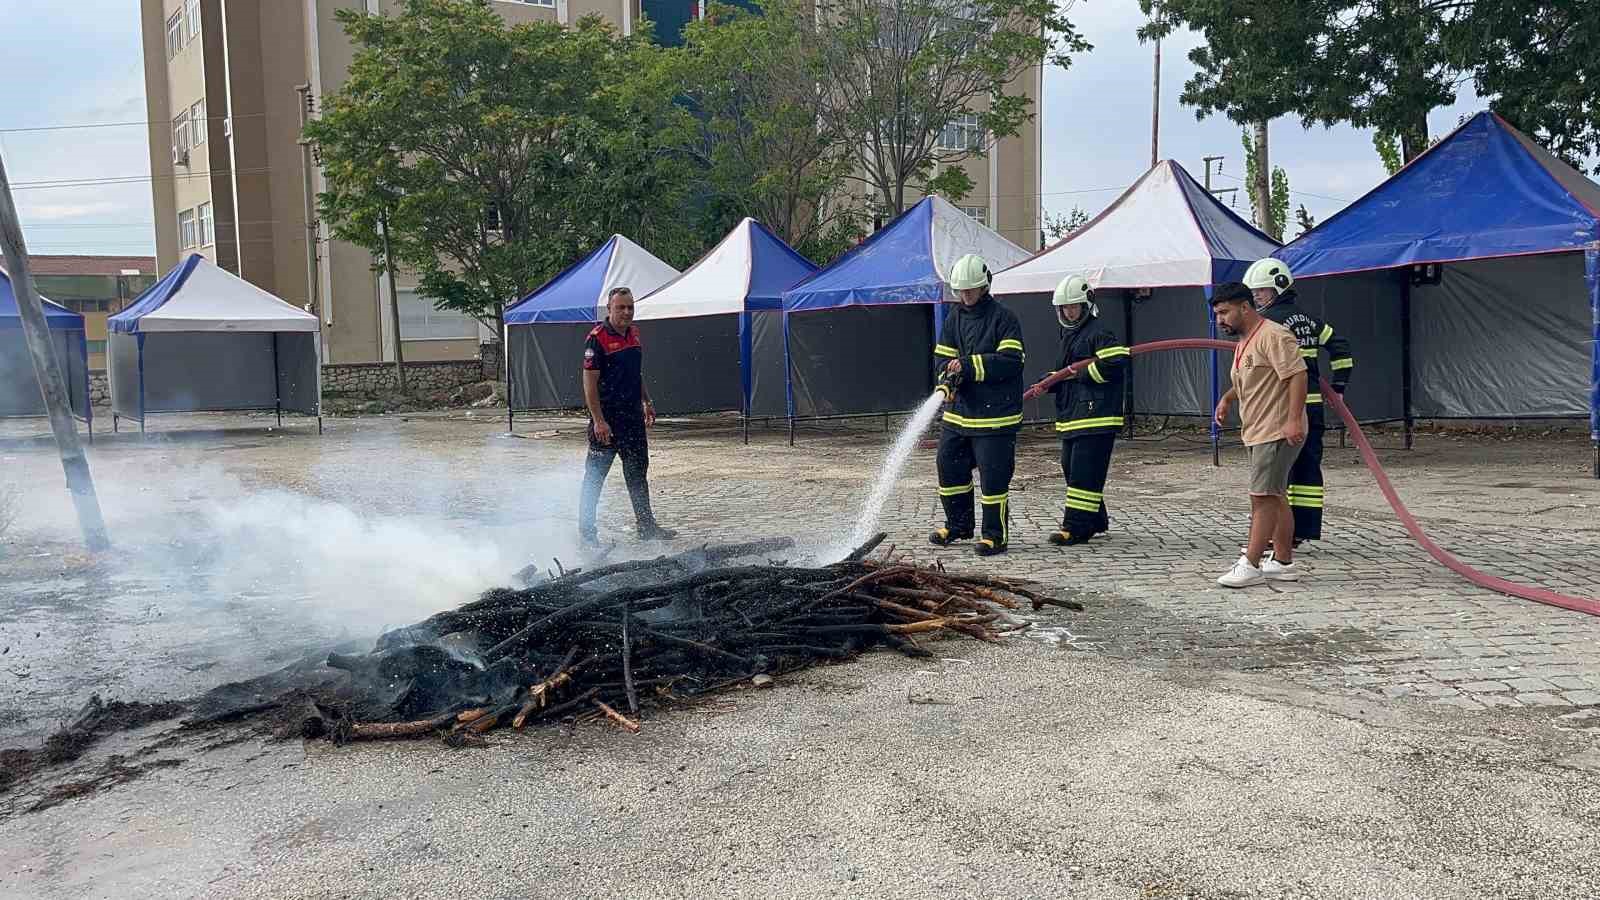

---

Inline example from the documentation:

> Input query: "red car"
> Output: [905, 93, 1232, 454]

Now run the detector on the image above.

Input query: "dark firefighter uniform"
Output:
[578, 321, 660, 542]
[1050, 315, 1130, 544]
[1258, 291, 1354, 541]
[932, 294, 1025, 551]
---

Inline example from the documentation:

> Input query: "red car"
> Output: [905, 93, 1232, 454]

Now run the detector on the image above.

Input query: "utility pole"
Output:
[1202, 155, 1238, 204]
[295, 84, 321, 319]
[1149, 26, 1162, 169]
[379, 208, 407, 393]
[0, 151, 110, 552]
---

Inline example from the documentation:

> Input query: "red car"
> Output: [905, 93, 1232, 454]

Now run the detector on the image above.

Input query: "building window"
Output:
[190, 99, 207, 146]
[173, 111, 190, 153]
[937, 114, 983, 152]
[87, 340, 107, 355]
[198, 202, 214, 246]
[505, 0, 557, 6]
[179, 209, 197, 249]
[957, 205, 989, 227]
[484, 202, 502, 235]
[397, 289, 480, 341]
[186, 0, 201, 38]
[166, 10, 184, 58]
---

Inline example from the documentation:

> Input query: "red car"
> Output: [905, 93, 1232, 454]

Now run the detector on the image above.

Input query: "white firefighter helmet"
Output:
[947, 254, 991, 291]
[1243, 257, 1294, 294]
[1052, 274, 1092, 307]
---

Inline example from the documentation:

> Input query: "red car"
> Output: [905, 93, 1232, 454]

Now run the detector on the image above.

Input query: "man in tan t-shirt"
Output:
[1211, 282, 1308, 588]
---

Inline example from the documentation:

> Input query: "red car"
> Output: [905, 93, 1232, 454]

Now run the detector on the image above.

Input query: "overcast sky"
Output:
[0, 0, 1490, 260]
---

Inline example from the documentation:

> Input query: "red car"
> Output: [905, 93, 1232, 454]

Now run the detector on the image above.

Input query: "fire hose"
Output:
[1027, 338, 1600, 618]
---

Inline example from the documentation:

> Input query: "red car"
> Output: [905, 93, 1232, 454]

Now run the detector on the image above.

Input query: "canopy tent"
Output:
[634, 218, 816, 418]
[767, 197, 1030, 431]
[504, 235, 679, 419]
[991, 160, 1280, 425]
[1277, 111, 1600, 472]
[0, 270, 92, 428]
[107, 254, 321, 434]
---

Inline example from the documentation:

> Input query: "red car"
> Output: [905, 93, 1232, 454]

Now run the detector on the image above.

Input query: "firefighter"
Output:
[1022, 275, 1130, 546]
[930, 254, 1026, 556]
[1242, 257, 1355, 547]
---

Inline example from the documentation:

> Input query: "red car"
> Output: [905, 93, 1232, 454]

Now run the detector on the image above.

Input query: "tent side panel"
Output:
[65, 330, 90, 421]
[139, 332, 279, 413]
[509, 323, 590, 411]
[1006, 292, 1058, 423]
[747, 310, 790, 418]
[0, 330, 46, 417]
[1130, 287, 1213, 417]
[108, 332, 143, 421]
[784, 305, 934, 418]
[1293, 271, 1406, 422]
[274, 333, 321, 416]
[639, 314, 742, 416]
[1412, 254, 1588, 418]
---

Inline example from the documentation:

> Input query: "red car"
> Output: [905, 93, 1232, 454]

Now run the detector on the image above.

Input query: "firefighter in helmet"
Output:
[1024, 274, 1130, 545]
[930, 254, 1026, 556]
[1242, 257, 1355, 548]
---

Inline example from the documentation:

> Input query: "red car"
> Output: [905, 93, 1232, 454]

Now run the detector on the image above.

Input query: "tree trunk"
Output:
[379, 209, 407, 394]
[1251, 121, 1274, 238]
[1399, 113, 1431, 163]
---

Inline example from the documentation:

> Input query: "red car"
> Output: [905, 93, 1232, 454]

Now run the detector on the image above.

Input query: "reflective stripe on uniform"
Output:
[1065, 486, 1103, 513]
[980, 493, 1010, 544]
[1095, 345, 1130, 360]
[971, 354, 986, 382]
[1330, 358, 1354, 371]
[1300, 348, 1319, 358]
[934, 344, 959, 358]
[979, 492, 1009, 504]
[1287, 485, 1325, 508]
[1288, 496, 1325, 509]
[938, 483, 974, 496]
[1056, 416, 1124, 432]
[1306, 393, 1322, 404]
[943, 411, 1024, 429]
[1319, 324, 1334, 344]
[996, 339, 1024, 353]
[1087, 361, 1107, 383]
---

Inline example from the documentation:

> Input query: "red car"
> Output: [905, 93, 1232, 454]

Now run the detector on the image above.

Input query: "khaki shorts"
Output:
[1248, 439, 1302, 496]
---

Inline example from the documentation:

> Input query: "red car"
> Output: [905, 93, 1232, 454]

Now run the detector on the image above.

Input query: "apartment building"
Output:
[26, 255, 158, 370]
[141, 0, 1040, 366]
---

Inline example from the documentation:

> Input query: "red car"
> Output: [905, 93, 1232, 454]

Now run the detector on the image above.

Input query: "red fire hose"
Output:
[1029, 337, 1600, 618]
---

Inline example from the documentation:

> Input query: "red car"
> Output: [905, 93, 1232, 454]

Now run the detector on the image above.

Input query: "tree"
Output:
[1241, 127, 1289, 241]
[807, 0, 1089, 217]
[1373, 130, 1403, 176]
[671, 3, 862, 263]
[1140, 1, 1467, 163]
[1043, 205, 1091, 242]
[1465, 1, 1600, 175]
[307, 0, 698, 335]
[1293, 204, 1316, 238]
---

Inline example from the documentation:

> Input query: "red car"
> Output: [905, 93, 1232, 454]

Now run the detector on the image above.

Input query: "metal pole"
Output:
[1585, 247, 1598, 479]
[1206, 287, 1220, 467]
[1150, 14, 1161, 169]
[272, 335, 282, 427]
[379, 208, 407, 393]
[295, 84, 320, 313]
[1401, 276, 1415, 451]
[0, 152, 109, 551]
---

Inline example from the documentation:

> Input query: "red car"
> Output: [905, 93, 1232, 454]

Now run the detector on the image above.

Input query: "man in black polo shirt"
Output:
[578, 287, 676, 547]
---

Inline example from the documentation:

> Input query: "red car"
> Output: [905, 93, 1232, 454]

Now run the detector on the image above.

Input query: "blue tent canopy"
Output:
[0, 270, 83, 330]
[505, 241, 615, 324]
[108, 254, 199, 333]
[1280, 112, 1600, 277]
[1277, 111, 1600, 470]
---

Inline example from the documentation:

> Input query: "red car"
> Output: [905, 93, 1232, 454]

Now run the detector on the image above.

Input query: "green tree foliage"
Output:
[808, 0, 1090, 215]
[1466, 2, 1600, 175]
[1141, 1, 1465, 162]
[671, 3, 864, 264]
[306, 0, 698, 332]
[1043, 206, 1091, 243]
[1373, 130, 1403, 176]
[1294, 204, 1316, 238]
[1242, 128, 1289, 241]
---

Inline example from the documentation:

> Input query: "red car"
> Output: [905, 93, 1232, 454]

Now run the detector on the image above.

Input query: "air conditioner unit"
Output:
[223, 117, 232, 138]
[172, 145, 190, 167]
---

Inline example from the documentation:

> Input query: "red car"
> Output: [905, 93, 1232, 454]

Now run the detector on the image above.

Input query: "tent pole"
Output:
[505, 325, 514, 434]
[272, 334, 283, 428]
[1401, 276, 1415, 451]
[1206, 287, 1220, 467]
[781, 311, 796, 447]
[137, 333, 146, 439]
[1586, 247, 1599, 479]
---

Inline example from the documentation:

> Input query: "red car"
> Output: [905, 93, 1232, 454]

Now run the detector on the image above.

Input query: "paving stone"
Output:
[1559, 690, 1600, 707]
[1513, 692, 1572, 707]
[1457, 680, 1512, 693]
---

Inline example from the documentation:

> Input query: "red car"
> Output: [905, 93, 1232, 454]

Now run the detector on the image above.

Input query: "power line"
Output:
[1212, 171, 1352, 204]
[0, 111, 278, 135]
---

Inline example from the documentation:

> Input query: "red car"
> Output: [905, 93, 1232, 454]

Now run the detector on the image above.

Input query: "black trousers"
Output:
[1287, 422, 1325, 541]
[936, 427, 1016, 545]
[578, 424, 656, 539]
[1060, 432, 1116, 535]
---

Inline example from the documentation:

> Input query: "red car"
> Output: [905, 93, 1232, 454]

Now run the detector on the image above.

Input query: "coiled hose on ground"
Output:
[1031, 337, 1600, 617]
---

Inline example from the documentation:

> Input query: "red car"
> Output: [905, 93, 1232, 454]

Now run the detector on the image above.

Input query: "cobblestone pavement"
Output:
[631, 418, 1600, 716]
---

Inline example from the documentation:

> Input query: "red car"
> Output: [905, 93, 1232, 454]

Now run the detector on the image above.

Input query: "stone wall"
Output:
[89, 371, 109, 408]
[322, 359, 486, 395]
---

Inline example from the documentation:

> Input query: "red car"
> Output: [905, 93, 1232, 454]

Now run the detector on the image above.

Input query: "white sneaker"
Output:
[1261, 557, 1301, 581]
[1216, 556, 1266, 588]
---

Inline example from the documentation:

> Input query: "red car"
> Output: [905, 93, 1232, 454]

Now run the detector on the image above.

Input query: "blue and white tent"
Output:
[0, 269, 92, 426]
[992, 160, 1280, 420]
[106, 254, 321, 433]
[633, 218, 816, 418]
[758, 197, 1029, 425]
[1278, 112, 1600, 458]
[504, 235, 679, 417]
